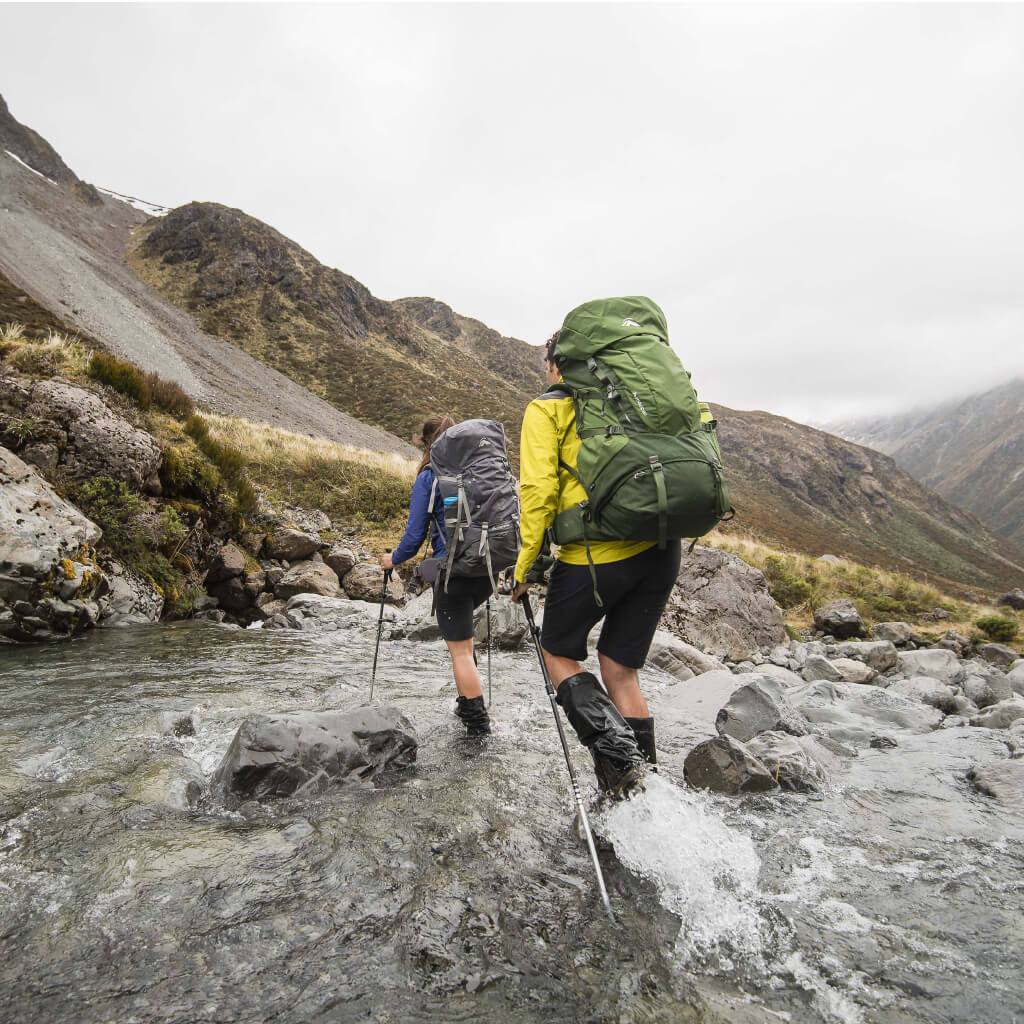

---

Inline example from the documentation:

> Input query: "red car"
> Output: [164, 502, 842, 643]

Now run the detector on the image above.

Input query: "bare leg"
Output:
[446, 638, 483, 698]
[598, 652, 649, 717]
[541, 648, 583, 688]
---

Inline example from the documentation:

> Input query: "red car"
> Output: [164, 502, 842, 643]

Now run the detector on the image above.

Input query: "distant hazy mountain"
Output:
[827, 379, 1024, 549]
[2, 93, 1022, 596]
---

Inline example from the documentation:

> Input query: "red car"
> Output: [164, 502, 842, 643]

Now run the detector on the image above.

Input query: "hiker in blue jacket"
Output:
[380, 414, 492, 736]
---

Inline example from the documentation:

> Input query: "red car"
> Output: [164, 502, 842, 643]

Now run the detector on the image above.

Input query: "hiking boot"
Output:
[555, 672, 646, 800]
[454, 695, 491, 737]
[625, 716, 657, 773]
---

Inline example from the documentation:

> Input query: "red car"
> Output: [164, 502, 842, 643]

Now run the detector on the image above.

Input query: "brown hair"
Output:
[544, 331, 560, 365]
[416, 413, 456, 474]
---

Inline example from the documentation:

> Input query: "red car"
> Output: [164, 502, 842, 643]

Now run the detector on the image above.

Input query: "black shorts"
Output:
[540, 541, 681, 669]
[434, 574, 494, 642]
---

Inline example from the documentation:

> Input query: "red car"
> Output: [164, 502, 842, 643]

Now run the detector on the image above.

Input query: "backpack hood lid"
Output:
[556, 296, 669, 362]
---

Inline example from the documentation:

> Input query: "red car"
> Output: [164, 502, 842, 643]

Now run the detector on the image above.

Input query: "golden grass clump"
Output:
[0, 322, 93, 376]
[198, 412, 417, 529]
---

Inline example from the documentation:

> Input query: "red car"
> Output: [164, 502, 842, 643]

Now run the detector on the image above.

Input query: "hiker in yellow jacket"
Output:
[512, 334, 681, 798]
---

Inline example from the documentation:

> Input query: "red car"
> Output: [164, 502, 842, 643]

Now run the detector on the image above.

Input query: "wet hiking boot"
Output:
[556, 672, 646, 800]
[625, 717, 657, 773]
[454, 695, 491, 737]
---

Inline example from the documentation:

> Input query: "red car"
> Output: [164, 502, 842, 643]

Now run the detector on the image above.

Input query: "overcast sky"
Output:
[3, 3, 1023, 423]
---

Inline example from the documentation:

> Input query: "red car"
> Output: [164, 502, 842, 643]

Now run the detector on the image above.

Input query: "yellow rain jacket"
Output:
[514, 390, 652, 583]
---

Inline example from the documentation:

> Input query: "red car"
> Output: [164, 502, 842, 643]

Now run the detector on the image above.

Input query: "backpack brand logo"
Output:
[622, 318, 641, 328]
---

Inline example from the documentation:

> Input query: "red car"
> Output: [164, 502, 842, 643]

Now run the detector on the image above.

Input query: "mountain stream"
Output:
[1, 622, 1022, 1023]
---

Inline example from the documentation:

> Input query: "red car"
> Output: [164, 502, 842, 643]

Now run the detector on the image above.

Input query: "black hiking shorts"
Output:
[541, 541, 681, 669]
[435, 574, 494, 642]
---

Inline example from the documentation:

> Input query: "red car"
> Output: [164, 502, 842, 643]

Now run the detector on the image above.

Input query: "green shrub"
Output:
[69, 477, 146, 554]
[89, 352, 152, 409]
[0, 414, 42, 447]
[89, 352, 195, 418]
[762, 555, 813, 609]
[975, 616, 1018, 643]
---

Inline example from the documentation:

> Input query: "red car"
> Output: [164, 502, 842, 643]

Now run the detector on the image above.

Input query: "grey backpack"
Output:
[429, 419, 520, 592]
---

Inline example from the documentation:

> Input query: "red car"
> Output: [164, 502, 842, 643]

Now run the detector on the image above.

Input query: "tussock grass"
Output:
[0, 322, 93, 375]
[198, 412, 416, 529]
[707, 531, 1023, 650]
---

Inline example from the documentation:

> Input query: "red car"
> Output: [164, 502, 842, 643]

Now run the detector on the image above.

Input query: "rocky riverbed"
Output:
[2, 611, 1022, 1024]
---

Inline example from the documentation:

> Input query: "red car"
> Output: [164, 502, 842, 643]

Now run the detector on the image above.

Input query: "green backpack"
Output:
[547, 296, 734, 558]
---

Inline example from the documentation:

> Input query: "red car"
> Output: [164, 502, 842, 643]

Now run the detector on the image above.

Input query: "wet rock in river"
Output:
[683, 734, 778, 795]
[969, 698, 1024, 731]
[647, 629, 725, 681]
[792, 679, 943, 747]
[342, 561, 405, 604]
[212, 706, 417, 803]
[745, 731, 841, 793]
[715, 675, 810, 743]
[897, 649, 965, 687]
[967, 761, 1024, 812]
[472, 597, 527, 650]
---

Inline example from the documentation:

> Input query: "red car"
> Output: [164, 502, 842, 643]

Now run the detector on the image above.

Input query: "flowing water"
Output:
[1, 621, 1022, 1023]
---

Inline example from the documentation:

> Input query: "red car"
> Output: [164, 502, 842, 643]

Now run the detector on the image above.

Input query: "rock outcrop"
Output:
[660, 545, 787, 661]
[0, 445, 107, 642]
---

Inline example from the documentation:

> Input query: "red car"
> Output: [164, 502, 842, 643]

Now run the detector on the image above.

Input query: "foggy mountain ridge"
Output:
[1, 93, 1023, 597]
[826, 378, 1024, 550]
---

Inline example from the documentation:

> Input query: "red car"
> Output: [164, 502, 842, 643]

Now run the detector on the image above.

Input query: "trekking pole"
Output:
[486, 598, 492, 706]
[520, 594, 617, 926]
[369, 551, 393, 702]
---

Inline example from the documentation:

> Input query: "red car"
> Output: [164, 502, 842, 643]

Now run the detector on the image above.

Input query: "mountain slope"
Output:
[127, 202, 545, 452]
[714, 404, 1024, 598]
[828, 379, 1024, 548]
[2, 95, 1021, 598]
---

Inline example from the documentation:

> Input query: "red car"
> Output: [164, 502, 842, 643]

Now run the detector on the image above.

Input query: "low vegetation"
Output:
[89, 351, 194, 417]
[198, 412, 416, 532]
[708, 531, 1023, 651]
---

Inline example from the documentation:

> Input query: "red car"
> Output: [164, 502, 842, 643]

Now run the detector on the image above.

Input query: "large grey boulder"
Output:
[342, 562, 405, 604]
[206, 542, 247, 585]
[660, 545, 787, 660]
[324, 543, 358, 579]
[211, 707, 417, 804]
[275, 559, 341, 601]
[264, 528, 321, 562]
[976, 644, 1019, 672]
[281, 593, 395, 633]
[16, 378, 161, 490]
[683, 734, 778, 795]
[98, 558, 164, 626]
[995, 588, 1024, 611]
[969, 698, 1024, 731]
[0, 445, 108, 642]
[813, 599, 867, 639]
[887, 676, 963, 715]
[715, 674, 810, 742]
[870, 621, 913, 645]
[897, 649, 966, 687]
[829, 640, 899, 673]
[745, 732, 841, 793]
[647, 629, 725, 681]
[472, 597, 527, 650]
